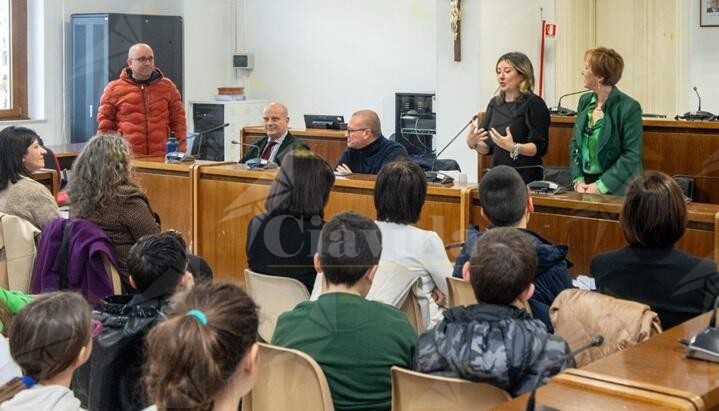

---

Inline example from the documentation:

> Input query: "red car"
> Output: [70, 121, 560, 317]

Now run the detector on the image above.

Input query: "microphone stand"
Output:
[548, 90, 589, 116]
[525, 335, 604, 411]
[425, 115, 478, 182]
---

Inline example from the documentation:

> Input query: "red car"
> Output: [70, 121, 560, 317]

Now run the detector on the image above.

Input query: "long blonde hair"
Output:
[494, 51, 536, 102]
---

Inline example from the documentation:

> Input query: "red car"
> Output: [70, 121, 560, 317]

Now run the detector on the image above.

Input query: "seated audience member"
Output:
[416, 227, 571, 396]
[143, 282, 259, 411]
[370, 160, 451, 327]
[0, 292, 94, 410]
[246, 151, 335, 291]
[0, 126, 60, 229]
[69, 134, 161, 290]
[591, 171, 719, 329]
[239, 102, 310, 166]
[73, 231, 194, 411]
[336, 109, 408, 175]
[453, 165, 573, 328]
[0, 288, 31, 334]
[272, 212, 417, 411]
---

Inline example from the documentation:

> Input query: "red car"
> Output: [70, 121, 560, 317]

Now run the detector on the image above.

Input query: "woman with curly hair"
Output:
[69, 134, 160, 288]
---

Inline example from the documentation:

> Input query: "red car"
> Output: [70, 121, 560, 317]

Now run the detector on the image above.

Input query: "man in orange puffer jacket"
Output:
[97, 43, 187, 156]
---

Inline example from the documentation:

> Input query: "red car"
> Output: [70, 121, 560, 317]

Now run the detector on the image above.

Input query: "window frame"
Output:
[0, 0, 27, 120]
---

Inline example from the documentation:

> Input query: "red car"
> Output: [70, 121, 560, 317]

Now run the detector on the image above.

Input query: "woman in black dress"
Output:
[466, 51, 550, 184]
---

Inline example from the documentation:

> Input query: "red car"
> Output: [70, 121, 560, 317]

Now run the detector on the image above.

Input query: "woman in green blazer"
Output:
[569, 47, 643, 195]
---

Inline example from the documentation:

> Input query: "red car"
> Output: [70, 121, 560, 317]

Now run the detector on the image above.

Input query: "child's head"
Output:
[315, 212, 382, 293]
[144, 282, 259, 410]
[0, 292, 93, 400]
[128, 231, 193, 294]
[463, 227, 537, 305]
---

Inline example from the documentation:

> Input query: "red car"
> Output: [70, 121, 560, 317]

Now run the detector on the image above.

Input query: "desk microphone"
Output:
[548, 90, 589, 116]
[237, 141, 278, 169]
[678, 87, 716, 121]
[425, 115, 478, 183]
[525, 335, 604, 411]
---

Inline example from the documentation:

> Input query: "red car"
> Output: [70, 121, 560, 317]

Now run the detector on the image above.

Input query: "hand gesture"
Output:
[489, 127, 515, 152]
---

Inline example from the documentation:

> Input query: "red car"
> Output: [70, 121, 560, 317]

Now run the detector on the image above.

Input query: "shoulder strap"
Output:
[57, 220, 74, 290]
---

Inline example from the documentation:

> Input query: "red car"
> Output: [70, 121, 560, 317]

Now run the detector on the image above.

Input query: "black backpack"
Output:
[72, 270, 179, 411]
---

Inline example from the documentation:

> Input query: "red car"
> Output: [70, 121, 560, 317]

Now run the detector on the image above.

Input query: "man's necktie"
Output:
[261, 141, 278, 161]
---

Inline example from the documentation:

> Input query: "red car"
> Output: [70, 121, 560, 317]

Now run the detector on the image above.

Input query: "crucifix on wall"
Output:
[450, 0, 461, 61]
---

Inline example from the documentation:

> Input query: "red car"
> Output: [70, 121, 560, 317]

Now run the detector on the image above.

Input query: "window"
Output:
[0, 0, 27, 120]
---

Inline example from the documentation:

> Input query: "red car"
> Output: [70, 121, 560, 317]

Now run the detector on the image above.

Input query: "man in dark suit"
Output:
[239, 101, 309, 166]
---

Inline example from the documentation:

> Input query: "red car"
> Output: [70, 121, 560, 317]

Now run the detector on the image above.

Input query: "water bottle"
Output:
[166, 132, 178, 154]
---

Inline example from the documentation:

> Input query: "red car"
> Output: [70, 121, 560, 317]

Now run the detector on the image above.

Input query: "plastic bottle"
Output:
[166, 132, 178, 154]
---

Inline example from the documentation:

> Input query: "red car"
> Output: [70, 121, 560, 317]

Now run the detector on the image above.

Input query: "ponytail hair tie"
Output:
[185, 309, 207, 326]
[21, 375, 36, 388]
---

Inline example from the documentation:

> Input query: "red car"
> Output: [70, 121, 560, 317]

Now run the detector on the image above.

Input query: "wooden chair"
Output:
[244, 269, 311, 342]
[242, 343, 334, 411]
[446, 277, 476, 308]
[398, 279, 425, 334]
[390, 366, 511, 411]
[446, 277, 532, 314]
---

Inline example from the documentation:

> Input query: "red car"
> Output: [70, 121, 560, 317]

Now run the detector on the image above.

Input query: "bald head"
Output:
[263, 102, 290, 140]
[127, 43, 155, 81]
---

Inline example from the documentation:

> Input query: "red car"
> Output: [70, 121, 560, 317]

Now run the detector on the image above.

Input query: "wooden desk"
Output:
[242, 126, 346, 166]
[478, 117, 719, 203]
[46, 142, 86, 170]
[493, 374, 698, 410]
[31, 169, 58, 197]
[193, 165, 474, 282]
[565, 311, 719, 410]
[132, 158, 231, 251]
[469, 190, 719, 275]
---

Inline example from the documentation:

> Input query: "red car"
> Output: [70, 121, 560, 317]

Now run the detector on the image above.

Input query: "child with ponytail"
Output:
[143, 282, 259, 411]
[0, 292, 96, 410]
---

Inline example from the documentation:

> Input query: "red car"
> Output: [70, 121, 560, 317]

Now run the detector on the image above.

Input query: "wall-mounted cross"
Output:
[450, 0, 461, 61]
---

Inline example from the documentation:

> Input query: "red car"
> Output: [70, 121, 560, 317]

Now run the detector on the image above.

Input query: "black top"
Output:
[591, 246, 719, 329]
[337, 135, 408, 174]
[246, 212, 324, 291]
[480, 93, 550, 183]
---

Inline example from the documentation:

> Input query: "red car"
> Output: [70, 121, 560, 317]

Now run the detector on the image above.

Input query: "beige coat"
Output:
[550, 289, 662, 367]
[0, 213, 40, 292]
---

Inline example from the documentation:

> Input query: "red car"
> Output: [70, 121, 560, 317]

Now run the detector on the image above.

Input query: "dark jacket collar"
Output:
[122, 67, 163, 84]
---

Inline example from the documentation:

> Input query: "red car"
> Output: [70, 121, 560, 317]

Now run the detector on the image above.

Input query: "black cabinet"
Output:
[394, 92, 436, 157]
[70, 13, 183, 143]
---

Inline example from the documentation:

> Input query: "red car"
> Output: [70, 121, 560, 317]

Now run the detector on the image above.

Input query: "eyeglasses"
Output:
[346, 128, 368, 134]
[132, 56, 154, 64]
[91, 319, 103, 338]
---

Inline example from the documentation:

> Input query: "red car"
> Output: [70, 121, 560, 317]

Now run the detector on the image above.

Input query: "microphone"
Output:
[678, 87, 716, 121]
[425, 115, 478, 183]
[548, 90, 589, 116]
[191, 123, 230, 160]
[525, 335, 604, 411]
[238, 141, 277, 169]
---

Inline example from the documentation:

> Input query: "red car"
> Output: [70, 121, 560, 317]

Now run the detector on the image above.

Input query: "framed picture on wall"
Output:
[701, 0, 719, 26]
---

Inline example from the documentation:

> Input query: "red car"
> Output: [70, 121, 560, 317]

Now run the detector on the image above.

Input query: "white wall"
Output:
[12, 0, 233, 145]
[687, 6, 719, 113]
[436, 0, 555, 182]
[239, 0, 437, 137]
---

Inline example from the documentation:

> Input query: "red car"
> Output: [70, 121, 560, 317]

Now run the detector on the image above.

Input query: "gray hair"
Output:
[69, 134, 136, 218]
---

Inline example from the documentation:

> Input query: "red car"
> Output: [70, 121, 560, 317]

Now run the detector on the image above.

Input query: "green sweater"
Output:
[272, 292, 417, 411]
[0, 288, 32, 332]
[569, 87, 643, 195]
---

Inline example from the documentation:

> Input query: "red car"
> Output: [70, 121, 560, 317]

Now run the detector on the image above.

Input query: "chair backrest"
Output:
[398, 281, 425, 334]
[101, 254, 122, 295]
[446, 277, 477, 308]
[550, 289, 662, 367]
[244, 269, 311, 342]
[445, 277, 533, 315]
[242, 343, 334, 411]
[390, 366, 511, 411]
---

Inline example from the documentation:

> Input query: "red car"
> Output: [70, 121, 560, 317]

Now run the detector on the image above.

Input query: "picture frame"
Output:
[701, 0, 719, 27]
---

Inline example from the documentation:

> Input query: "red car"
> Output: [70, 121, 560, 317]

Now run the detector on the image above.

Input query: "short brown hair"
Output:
[351, 110, 381, 138]
[620, 171, 687, 248]
[584, 47, 624, 86]
[469, 227, 536, 305]
[375, 160, 426, 224]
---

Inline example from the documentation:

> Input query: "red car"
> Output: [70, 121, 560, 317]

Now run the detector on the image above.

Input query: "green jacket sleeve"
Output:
[597, 100, 643, 194]
[569, 94, 592, 183]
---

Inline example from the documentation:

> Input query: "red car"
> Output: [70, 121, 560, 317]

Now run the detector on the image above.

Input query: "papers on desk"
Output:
[573, 275, 596, 290]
